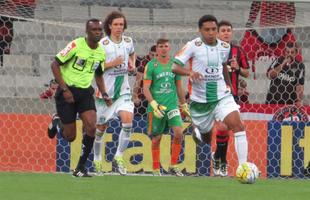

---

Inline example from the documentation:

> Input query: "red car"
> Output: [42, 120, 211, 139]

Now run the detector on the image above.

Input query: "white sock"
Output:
[115, 123, 132, 157]
[93, 129, 104, 161]
[234, 131, 248, 164]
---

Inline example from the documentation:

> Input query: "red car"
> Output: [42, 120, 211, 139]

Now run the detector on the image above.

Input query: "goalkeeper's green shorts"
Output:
[147, 108, 183, 136]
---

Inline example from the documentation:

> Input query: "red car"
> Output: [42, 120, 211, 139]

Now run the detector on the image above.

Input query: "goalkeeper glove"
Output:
[180, 103, 191, 118]
[150, 100, 167, 118]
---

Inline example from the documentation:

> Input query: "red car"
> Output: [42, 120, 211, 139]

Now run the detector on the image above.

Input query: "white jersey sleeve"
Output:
[174, 41, 195, 66]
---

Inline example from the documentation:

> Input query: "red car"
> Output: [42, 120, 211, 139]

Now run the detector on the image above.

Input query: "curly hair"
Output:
[103, 11, 127, 36]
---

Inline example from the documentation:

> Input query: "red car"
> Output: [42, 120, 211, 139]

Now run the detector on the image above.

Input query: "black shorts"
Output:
[55, 86, 96, 124]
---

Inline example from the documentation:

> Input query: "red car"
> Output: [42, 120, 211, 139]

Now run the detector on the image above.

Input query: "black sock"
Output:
[76, 134, 95, 170]
[214, 141, 228, 163]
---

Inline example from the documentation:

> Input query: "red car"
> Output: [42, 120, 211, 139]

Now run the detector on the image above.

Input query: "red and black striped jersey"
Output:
[227, 44, 249, 97]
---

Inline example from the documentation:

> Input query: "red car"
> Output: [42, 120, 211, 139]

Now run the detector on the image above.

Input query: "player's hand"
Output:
[180, 103, 191, 118]
[102, 92, 112, 107]
[128, 60, 136, 73]
[113, 56, 124, 67]
[63, 89, 74, 103]
[189, 71, 203, 82]
[229, 57, 240, 71]
[150, 100, 167, 118]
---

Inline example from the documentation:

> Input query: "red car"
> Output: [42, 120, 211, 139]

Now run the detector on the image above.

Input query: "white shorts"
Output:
[190, 95, 240, 133]
[96, 94, 134, 125]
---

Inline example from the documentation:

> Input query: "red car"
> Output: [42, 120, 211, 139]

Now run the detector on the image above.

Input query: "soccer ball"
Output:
[236, 162, 259, 184]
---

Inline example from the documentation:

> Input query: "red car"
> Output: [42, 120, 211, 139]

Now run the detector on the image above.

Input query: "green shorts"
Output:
[147, 108, 183, 136]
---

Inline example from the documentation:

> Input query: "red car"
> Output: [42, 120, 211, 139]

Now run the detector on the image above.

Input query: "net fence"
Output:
[0, 0, 309, 178]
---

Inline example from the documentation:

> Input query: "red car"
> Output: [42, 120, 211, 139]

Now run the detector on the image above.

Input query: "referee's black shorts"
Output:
[55, 86, 96, 124]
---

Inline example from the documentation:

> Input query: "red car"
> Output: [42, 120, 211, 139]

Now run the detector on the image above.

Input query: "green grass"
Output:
[1, 172, 309, 200]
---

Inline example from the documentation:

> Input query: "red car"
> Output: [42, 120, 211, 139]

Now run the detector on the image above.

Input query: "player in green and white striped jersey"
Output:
[173, 15, 248, 167]
[93, 11, 136, 175]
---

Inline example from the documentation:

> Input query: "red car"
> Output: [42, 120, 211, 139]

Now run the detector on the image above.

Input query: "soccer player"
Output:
[210, 20, 250, 177]
[47, 18, 110, 177]
[143, 38, 190, 176]
[93, 11, 136, 175]
[172, 15, 248, 172]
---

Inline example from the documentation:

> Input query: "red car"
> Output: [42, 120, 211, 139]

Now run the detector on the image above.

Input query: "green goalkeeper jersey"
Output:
[55, 37, 106, 88]
[144, 58, 181, 112]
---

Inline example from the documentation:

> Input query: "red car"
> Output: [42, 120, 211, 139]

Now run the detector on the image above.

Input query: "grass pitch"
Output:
[1, 172, 309, 200]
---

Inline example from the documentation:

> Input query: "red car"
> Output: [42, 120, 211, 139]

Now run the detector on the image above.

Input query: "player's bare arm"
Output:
[172, 63, 203, 82]
[222, 63, 232, 89]
[143, 80, 154, 103]
[295, 84, 304, 107]
[175, 79, 190, 118]
[132, 71, 143, 105]
[267, 59, 288, 79]
[95, 75, 112, 106]
[128, 52, 136, 72]
[51, 60, 74, 103]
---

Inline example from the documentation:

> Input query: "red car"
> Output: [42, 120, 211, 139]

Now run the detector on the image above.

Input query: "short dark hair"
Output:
[198, 15, 218, 29]
[103, 11, 127, 36]
[156, 38, 169, 45]
[150, 45, 156, 52]
[86, 18, 101, 30]
[218, 20, 233, 29]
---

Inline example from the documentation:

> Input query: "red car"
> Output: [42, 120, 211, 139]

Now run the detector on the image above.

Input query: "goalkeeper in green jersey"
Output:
[48, 18, 111, 177]
[143, 38, 190, 176]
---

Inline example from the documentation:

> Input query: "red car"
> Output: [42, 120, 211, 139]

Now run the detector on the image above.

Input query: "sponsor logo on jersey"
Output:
[102, 39, 109, 45]
[278, 72, 296, 82]
[195, 40, 202, 46]
[124, 37, 131, 43]
[221, 42, 229, 48]
[160, 82, 172, 89]
[205, 67, 219, 74]
[60, 42, 76, 56]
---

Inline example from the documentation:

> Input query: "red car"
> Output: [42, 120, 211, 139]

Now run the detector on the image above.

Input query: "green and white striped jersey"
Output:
[174, 37, 231, 103]
[96, 35, 135, 100]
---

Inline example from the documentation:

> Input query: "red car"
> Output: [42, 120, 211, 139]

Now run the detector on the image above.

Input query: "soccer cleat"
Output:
[192, 127, 203, 144]
[93, 160, 103, 174]
[212, 152, 221, 176]
[115, 156, 127, 175]
[72, 168, 92, 178]
[220, 162, 228, 177]
[153, 169, 162, 176]
[47, 114, 60, 139]
[168, 165, 184, 177]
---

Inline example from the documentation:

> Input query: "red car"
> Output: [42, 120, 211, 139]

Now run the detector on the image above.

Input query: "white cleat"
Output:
[115, 156, 127, 175]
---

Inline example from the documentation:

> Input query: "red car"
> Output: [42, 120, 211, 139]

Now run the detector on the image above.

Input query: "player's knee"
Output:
[63, 128, 76, 142]
[96, 124, 107, 135]
[84, 125, 96, 136]
[231, 123, 245, 133]
[152, 136, 161, 147]
[64, 134, 76, 142]
[173, 133, 183, 144]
